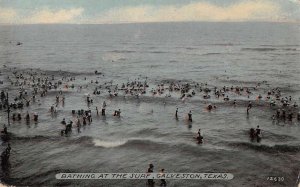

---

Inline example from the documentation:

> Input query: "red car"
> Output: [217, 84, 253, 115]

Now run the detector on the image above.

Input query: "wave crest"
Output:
[93, 139, 127, 148]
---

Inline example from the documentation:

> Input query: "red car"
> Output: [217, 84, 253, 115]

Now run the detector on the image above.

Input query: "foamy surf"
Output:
[92, 139, 127, 148]
[92, 138, 165, 148]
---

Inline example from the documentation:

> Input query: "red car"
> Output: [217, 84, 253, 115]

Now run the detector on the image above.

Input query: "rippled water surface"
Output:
[0, 22, 299, 187]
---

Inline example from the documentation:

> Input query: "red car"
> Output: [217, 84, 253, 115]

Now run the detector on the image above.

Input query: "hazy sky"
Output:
[0, 0, 299, 24]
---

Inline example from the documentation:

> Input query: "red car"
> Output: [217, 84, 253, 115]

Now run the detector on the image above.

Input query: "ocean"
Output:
[0, 22, 299, 187]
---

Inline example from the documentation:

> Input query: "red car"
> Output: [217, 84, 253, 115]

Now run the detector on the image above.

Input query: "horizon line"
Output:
[0, 20, 299, 26]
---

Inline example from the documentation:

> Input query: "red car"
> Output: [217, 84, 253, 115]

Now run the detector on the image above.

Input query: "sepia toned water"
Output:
[0, 22, 299, 187]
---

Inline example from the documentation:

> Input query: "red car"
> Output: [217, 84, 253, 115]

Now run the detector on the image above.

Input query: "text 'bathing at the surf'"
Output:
[56, 173, 234, 180]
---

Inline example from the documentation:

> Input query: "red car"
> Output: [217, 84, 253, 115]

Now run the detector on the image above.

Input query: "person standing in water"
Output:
[246, 106, 251, 115]
[197, 129, 201, 137]
[196, 129, 203, 143]
[255, 125, 262, 142]
[147, 164, 155, 186]
[175, 108, 178, 120]
[160, 168, 166, 187]
[248, 101, 252, 109]
[96, 107, 99, 116]
[188, 111, 192, 122]
[102, 108, 106, 116]
[256, 126, 261, 137]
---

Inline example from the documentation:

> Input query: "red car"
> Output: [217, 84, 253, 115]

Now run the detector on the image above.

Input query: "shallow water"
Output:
[0, 22, 300, 187]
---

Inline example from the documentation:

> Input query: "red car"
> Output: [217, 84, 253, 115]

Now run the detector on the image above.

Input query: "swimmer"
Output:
[276, 109, 280, 118]
[1, 125, 8, 135]
[248, 101, 252, 109]
[293, 102, 298, 108]
[282, 109, 286, 119]
[114, 109, 121, 117]
[147, 164, 154, 186]
[288, 113, 293, 121]
[160, 169, 166, 187]
[61, 118, 66, 125]
[258, 94, 262, 99]
[196, 129, 203, 144]
[188, 111, 192, 122]
[102, 108, 106, 116]
[197, 129, 201, 137]
[83, 116, 87, 125]
[246, 106, 250, 115]
[96, 107, 99, 115]
[249, 128, 255, 139]
[33, 112, 38, 122]
[26, 112, 30, 121]
[207, 104, 213, 111]
[17, 113, 22, 121]
[256, 126, 261, 137]
[272, 115, 275, 121]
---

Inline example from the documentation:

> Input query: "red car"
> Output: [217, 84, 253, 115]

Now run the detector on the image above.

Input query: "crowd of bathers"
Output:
[0, 67, 299, 139]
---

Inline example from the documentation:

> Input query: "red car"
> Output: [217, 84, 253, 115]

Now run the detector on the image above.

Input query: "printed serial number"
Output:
[266, 176, 284, 182]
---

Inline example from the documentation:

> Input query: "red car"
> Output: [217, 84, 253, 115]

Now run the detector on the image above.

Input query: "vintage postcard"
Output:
[0, 0, 299, 186]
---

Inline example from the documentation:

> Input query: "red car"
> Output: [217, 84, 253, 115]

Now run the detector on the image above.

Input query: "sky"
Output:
[0, 0, 299, 24]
